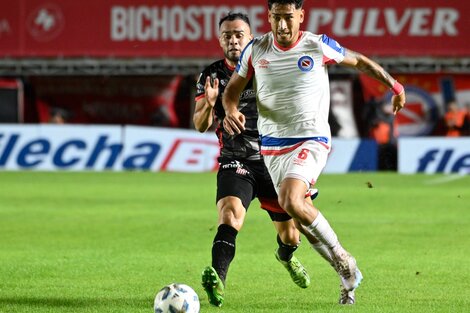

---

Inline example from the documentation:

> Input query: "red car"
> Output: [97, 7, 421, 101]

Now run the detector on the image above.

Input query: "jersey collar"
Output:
[224, 59, 236, 71]
[273, 31, 304, 51]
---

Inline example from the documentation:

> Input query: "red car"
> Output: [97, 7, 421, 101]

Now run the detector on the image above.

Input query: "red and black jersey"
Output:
[195, 59, 261, 161]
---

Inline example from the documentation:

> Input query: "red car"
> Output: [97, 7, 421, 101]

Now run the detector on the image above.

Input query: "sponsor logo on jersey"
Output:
[297, 56, 314, 72]
[257, 59, 270, 69]
[220, 79, 228, 86]
[240, 89, 255, 101]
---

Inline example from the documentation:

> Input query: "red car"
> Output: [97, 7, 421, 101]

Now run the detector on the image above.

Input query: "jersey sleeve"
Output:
[235, 40, 254, 79]
[320, 34, 345, 65]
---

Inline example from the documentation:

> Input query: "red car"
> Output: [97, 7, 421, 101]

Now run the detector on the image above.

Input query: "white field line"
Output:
[424, 174, 468, 185]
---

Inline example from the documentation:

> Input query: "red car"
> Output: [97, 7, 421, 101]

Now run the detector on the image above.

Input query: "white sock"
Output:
[311, 242, 335, 268]
[306, 212, 344, 257]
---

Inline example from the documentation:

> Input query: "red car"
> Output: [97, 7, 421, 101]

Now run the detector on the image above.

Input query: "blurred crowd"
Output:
[442, 100, 470, 137]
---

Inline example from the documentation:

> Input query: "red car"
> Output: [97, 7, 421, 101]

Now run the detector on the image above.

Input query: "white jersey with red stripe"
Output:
[236, 31, 345, 154]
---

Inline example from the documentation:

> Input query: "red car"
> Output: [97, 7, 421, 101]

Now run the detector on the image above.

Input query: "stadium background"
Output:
[1, 0, 470, 173]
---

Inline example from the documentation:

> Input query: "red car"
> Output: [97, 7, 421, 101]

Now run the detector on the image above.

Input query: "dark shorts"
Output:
[216, 158, 292, 222]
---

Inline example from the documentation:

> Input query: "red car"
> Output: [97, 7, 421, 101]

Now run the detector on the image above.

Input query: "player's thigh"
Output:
[217, 160, 255, 212]
[251, 161, 291, 216]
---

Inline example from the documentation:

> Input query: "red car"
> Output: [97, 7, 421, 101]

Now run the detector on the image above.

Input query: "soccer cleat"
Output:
[339, 285, 355, 304]
[275, 250, 311, 288]
[334, 253, 363, 291]
[201, 266, 225, 307]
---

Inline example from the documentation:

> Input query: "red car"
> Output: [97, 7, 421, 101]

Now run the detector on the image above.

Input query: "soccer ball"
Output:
[154, 283, 200, 313]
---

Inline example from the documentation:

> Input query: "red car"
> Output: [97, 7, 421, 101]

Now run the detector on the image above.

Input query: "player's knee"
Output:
[217, 196, 246, 229]
[278, 192, 303, 218]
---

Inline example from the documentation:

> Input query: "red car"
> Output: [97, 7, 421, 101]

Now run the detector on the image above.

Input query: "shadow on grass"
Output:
[0, 296, 151, 308]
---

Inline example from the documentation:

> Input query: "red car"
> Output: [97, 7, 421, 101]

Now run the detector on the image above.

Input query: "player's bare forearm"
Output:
[342, 49, 406, 114]
[343, 49, 396, 88]
[193, 99, 214, 132]
[222, 73, 248, 135]
[222, 80, 242, 114]
[222, 88, 244, 135]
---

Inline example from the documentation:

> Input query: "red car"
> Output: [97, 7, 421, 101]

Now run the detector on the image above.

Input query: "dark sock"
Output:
[211, 224, 238, 284]
[276, 234, 299, 261]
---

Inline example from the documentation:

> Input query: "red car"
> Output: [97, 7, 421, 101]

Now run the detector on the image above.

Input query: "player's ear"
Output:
[299, 9, 305, 23]
[218, 36, 224, 49]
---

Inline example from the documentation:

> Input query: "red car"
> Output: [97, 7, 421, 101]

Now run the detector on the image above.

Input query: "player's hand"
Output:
[392, 91, 406, 115]
[223, 109, 246, 135]
[205, 76, 219, 107]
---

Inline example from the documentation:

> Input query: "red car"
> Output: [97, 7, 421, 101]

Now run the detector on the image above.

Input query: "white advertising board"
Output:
[399, 137, 470, 174]
[1, 125, 377, 173]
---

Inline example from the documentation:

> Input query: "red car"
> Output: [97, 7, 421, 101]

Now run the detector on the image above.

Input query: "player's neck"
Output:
[224, 59, 237, 71]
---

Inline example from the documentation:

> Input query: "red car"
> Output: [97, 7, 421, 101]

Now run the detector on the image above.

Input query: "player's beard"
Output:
[276, 32, 292, 46]
[225, 50, 240, 64]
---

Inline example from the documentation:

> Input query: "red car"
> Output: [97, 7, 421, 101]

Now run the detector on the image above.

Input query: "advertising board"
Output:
[1, 0, 468, 58]
[0, 125, 377, 173]
[399, 137, 470, 174]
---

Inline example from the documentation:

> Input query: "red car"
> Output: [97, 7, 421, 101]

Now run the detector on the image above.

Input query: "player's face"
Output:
[268, 3, 304, 47]
[219, 20, 252, 65]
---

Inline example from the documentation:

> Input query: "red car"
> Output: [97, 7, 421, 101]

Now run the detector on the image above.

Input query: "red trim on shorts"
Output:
[258, 197, 286, 214]
[316, 141, 330, 150]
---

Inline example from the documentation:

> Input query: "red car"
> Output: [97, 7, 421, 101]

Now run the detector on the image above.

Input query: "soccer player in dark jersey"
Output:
[193, 12, 311, 307]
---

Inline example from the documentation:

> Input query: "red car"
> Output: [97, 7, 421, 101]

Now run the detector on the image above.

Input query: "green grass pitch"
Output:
[0, 172, 469, 313]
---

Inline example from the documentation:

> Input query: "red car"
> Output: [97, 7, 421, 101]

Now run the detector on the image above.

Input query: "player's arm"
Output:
[341, 49, 406, 115]
[193, 76, 219, 132]
[222, 72, 249, 135]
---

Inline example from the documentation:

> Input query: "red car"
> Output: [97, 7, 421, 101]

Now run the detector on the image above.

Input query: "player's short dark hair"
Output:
[219, 12, 251, 29]
[268, 0, 303, 10]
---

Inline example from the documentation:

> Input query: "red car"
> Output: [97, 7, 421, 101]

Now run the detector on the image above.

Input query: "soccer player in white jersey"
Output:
[223, 0, 406, 305]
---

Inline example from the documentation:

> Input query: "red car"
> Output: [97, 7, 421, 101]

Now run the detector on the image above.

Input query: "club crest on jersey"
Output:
[297, 56, 314, 72]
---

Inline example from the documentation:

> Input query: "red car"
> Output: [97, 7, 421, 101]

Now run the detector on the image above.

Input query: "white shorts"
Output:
[262, 140, 329, 194]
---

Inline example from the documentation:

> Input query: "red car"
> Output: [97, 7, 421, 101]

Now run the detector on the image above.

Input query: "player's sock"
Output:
[306, 212, 362, 292]
[211, 224, 238, 284]
[276, 234, 299, 261]
[311, 241, 335, 267]
[306, 212, 346, 256]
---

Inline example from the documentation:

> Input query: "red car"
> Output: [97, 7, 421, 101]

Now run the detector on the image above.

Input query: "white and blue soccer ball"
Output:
[154, 283, 200, 313]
